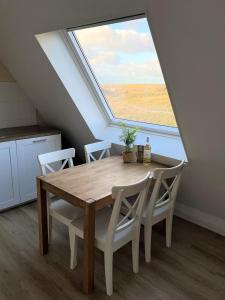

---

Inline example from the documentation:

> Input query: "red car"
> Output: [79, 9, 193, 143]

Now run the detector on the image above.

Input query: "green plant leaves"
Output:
[119, 122, 138, 151]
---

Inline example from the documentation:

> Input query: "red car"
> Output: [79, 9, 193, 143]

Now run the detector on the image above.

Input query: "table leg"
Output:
[37, 178, 48, 255]
[83, 200, 96, 293]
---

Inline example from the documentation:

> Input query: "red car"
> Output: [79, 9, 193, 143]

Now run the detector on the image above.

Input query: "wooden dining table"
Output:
[37, 155, 166, 294]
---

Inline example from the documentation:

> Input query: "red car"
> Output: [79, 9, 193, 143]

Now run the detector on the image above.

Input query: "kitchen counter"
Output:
[0, 125, 61, 142]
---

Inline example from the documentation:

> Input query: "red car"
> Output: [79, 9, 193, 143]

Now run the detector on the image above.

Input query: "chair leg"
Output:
[69, 228, 78, 270]
[166, 213, 173, 248]
[132, 236, 140, 273]
[104, 251, 113, 296]
[48, 215, 52, 244]
[144, 223, 152, 263]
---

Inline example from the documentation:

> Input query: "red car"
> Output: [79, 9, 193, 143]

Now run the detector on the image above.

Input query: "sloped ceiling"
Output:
[0, 0, 225, 225]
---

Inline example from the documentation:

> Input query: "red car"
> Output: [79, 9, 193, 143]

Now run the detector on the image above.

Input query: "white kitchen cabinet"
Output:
[0, 129, 61, 211]
[0, 141, 20, 210]
[16, 134, 61, 202]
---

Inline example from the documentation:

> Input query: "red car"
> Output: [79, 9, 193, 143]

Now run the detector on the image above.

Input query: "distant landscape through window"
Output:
[73, 17, 177, 127]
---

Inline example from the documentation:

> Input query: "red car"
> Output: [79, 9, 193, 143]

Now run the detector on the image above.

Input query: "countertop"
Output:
[0, 125, 61, 142]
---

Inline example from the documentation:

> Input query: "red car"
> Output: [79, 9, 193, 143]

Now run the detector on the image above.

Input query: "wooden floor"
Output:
[0, 202, 225, 300]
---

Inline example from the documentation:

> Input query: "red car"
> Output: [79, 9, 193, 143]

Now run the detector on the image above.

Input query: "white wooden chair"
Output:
[142, 160, 185, 263]
[69, 173, 151, 296]
[84, 140, 111, 163]
[38, 148, 83, 246]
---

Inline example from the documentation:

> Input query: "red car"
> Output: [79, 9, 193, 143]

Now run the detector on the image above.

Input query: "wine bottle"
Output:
[143, 137, 151, 165]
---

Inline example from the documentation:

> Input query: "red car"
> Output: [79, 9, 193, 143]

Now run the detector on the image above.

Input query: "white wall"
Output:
[0, 62, 37, 128]
[0, 0, 224, 234]
[36, 31, 107, 138]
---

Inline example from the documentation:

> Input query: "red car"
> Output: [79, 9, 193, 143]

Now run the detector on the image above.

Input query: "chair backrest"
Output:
[145, 160, 185, 219]
[84, 141, 111, 163]
[106, 172, 151, 247]
[38, 148, 75, 175]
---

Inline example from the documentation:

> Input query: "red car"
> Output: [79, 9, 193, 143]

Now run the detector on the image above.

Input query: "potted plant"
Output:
[119, 123, 138, 163]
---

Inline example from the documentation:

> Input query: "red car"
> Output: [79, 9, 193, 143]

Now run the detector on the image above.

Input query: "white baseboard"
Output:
[175, 202, 225, 237]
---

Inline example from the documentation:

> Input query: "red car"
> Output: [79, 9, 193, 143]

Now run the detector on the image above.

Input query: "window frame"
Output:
[67, 15, 179, 137]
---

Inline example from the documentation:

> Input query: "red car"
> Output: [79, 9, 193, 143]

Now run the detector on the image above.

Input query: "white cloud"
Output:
[75, 23, 165, 83]
[91, 58, 165, 84]
[75, 25, 154, 54]
[90, 51, 120, 65]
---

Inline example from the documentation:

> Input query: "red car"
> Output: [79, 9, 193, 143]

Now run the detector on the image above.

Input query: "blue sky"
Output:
[75, 18, 165, 84]
[111, 18, 148, 31]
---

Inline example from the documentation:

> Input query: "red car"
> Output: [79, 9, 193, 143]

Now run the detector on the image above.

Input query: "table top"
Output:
[39, 156, 166, 209]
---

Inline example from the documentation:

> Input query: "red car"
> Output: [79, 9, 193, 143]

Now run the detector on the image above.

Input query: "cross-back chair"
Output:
[142, 160, 185, 262]
[38, 148, 83, 251]
[39, 148, 75, 175]
[69, 172, 151, 296]
[84, 140, 111, 163]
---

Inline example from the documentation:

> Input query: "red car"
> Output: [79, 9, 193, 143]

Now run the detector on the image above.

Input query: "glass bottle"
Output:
[143, 137, 151, 165]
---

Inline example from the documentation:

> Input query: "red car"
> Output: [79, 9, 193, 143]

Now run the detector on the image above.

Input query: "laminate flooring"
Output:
[0, 202, 224, 300]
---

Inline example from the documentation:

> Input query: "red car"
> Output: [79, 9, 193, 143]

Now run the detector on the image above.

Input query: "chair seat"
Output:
[142, 201, 171, 225]
[50, 199, 83, 226]
[70, 207, 133, 252]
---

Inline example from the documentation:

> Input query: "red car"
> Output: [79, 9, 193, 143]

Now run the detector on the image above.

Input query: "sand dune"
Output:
[102, 84, 177, 127]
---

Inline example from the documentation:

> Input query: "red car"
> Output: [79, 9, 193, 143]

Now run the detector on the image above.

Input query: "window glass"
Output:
[73, 17, 177, 127]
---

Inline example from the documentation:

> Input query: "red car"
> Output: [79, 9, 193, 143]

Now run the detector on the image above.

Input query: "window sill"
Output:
[97, 124, 187, 165]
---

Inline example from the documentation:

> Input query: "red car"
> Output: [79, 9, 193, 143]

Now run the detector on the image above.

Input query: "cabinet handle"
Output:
[32, 139, 47, 143]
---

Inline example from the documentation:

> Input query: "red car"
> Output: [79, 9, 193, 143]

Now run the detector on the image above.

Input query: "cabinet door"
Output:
[16, 134, 61, 202]
[0, 141, 20, 210]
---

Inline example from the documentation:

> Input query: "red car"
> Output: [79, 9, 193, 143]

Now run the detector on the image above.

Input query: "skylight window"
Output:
[70, 16, 177, 128]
